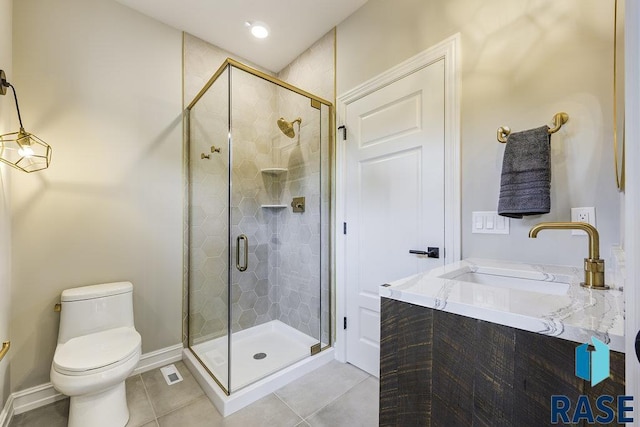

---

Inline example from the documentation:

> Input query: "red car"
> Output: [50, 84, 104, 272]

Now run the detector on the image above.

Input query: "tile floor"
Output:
[9, 360, 379, 427]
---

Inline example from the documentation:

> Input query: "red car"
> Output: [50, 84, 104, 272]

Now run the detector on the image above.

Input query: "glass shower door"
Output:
[187, 58, 332, 398]
[228, 66, 323, 392]
[187, 65, 231, 394]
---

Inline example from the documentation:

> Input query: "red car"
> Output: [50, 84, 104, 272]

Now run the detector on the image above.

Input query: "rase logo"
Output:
[575, 336, 609, 386]
[550, 337, 634, 424]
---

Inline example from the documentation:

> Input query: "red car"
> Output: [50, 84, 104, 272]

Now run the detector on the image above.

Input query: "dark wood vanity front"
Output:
[379, 298, 626, 427]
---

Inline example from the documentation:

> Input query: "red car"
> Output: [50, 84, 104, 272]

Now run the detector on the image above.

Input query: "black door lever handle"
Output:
[409, 250, 428, 255]
[409, 247, 440, 259]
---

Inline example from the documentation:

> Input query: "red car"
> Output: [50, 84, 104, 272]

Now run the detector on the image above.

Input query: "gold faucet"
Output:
[528, 222, 609, 290]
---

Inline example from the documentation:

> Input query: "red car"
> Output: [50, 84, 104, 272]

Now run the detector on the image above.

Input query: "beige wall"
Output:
[337, 0, 620, 267]
[11, 0, 183, 390]
[0, 0, 12, 406]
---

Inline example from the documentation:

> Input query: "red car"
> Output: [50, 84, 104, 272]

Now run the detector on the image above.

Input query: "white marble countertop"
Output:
[379, 258, 625, 352]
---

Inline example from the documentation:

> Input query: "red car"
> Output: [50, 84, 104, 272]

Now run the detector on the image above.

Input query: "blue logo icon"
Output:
[575, 337, 610, 386]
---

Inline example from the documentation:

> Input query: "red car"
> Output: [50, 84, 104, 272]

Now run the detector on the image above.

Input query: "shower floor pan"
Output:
[192, 320, 318, 390]
[184, 320, 333, 416]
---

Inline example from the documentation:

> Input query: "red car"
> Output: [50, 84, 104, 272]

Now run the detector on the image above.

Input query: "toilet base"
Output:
[68, 381, 129, 427]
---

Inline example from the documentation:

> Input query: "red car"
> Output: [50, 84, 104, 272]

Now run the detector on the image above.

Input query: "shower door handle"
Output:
[236, 234, 248, 272]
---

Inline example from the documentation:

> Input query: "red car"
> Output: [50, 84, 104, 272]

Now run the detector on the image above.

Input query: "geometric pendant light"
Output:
[0, 69, 52, 172]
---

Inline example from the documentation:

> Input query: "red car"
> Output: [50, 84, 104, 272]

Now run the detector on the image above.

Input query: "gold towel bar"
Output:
[0, 341, 9, 362]
[497, 112, 569, 143]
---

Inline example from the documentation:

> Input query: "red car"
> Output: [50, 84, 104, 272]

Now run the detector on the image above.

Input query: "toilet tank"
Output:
[58, 282, 135, 344]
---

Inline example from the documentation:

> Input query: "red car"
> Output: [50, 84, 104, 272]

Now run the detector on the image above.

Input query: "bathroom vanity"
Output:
[379, 259, 625, 427]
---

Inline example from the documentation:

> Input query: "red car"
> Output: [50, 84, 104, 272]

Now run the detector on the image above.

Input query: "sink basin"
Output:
[434, 262, 573, 296]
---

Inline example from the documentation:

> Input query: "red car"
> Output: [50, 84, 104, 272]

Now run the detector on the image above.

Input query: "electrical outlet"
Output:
[571, 207, 596, 235]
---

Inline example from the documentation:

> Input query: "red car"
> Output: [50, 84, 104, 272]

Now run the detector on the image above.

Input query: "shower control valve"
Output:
[291, 197, 305, 213]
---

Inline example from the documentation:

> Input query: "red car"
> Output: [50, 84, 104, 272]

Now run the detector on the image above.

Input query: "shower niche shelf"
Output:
[261, 168, 288, 208]
[260, 168, 288, 175]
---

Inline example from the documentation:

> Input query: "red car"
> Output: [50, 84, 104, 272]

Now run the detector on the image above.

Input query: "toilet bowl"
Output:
[50, 282, 141, 427]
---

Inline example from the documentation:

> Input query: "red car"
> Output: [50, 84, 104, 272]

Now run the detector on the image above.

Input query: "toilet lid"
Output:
[53, 327, 141, 374]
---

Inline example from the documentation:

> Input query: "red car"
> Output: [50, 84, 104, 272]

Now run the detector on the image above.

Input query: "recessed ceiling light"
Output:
[247, 21, 269, 39]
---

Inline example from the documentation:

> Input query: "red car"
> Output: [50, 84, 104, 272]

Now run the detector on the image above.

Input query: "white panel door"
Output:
[345, 60, 446, 376]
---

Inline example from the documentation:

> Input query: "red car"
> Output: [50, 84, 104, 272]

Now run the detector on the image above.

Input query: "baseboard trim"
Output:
[0, 343, 184, 426]
[0, 394, 14, 427]
[10, 383, 65, 417]
[132, 343, 184, 376]
[0, 395, 13, 427]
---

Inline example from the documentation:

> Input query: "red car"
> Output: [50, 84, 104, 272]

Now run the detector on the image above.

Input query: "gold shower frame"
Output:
[187, 58, 332, 109]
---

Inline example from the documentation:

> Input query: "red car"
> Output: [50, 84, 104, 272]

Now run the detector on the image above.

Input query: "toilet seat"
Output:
[53, 327, 141, 376]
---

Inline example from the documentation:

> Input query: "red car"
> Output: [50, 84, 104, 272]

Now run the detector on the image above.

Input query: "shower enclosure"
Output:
[185, 59, 332, 397]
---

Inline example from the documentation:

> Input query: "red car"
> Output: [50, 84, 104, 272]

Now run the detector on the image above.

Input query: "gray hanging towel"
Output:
[497, 125, 551, 218]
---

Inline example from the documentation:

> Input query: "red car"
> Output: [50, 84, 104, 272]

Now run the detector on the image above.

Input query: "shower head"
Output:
[277, 117, 302, 138]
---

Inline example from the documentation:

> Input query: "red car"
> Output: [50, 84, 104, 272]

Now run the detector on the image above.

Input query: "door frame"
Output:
[334, 34, 461, 363]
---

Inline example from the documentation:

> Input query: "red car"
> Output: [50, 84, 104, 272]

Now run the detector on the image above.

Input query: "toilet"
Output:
[50, 282, 141, 427]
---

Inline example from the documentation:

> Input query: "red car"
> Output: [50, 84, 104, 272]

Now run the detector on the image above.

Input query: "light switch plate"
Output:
[472, 211, 509, 234]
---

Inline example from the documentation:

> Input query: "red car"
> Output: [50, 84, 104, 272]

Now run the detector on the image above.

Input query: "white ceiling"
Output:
[115, 0, 369, 72]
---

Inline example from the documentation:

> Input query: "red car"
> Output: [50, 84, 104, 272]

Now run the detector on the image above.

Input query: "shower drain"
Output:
[253, 352, 267, 360]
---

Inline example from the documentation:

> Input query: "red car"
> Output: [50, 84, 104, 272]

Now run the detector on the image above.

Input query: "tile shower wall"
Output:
[270, 97, 325, 341]
[184, 31, 334, 344]
[188, 70, 231, 343]
[184, 36, 276, 343]
[276, 31, 334, 345]
[184, 35, 271, 344]
[188, 64, 282, 342]
[230, 68, 280, 333]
